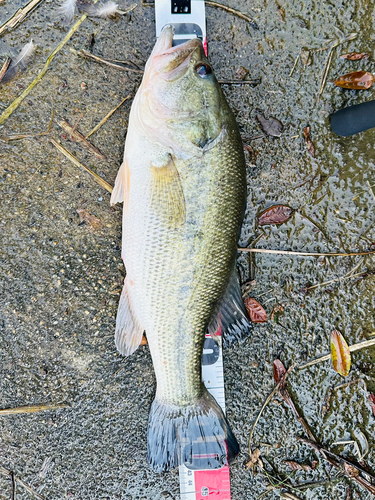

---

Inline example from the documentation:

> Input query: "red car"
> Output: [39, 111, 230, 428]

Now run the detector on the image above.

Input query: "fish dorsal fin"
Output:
[115, 278, 144, 356]
[208, 266, 251, 345]
[110, 160, 130, 208]
[150, 156, 185, 227]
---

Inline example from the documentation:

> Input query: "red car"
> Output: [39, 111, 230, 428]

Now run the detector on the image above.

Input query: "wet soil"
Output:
[1, 0, 375, 499]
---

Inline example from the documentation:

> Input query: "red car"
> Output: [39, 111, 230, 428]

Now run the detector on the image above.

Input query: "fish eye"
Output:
[194, 62, 212, 78]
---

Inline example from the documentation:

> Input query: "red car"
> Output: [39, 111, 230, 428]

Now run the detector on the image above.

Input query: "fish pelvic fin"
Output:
[208, 266, 251, 345]
[147, 387, 239, 472]
[150, 156, 185, 228]
[110, 160, 130, 208]
[115, 278, 144, 356]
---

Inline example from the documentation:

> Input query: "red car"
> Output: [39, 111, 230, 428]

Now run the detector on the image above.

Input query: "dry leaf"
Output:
[271, 304, 284, 321]
[244, 297, 267, 323]
[245, 448, 261, 469]
[77, 208, 103, 232]
[331, 329, 351, 377]
[256, 113, 284, 137]
[343, 462, 359, 478]
[303, 126, 315, 157]
[300, 47, 312, 67]
[258, 205, 294, 226]
[334, 71, 374, 90]
[284, 460, 314, 471]
[340, 52, 369, 60]
[273, 359, 286, 383]
[369, 394, 375, 417]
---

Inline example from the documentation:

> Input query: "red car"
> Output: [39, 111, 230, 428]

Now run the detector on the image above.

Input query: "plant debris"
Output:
[300, 47, 312, 66]
[258, 205, 294, 226]
[77, 208, 103, 232]
[244, 297, 267, 323]
[235, 66, 249, 80]
[333, 71, 374, 89]
[57, 118, 107, 159]
[303, 126, 315, 157]
[331, 329, 351, 377]
[369, 394, 375, 417]
[256, 112, 284, 137]
[273, 359, 286, 383]
[340, 52, 369, 60]
[247, 448, 261, 470]
[284, 460, 317, 471]
[271, 304, 284, 322]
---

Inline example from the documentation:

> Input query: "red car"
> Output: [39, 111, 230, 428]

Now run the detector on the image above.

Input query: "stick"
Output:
[218, 79, 261, 85]
[238, 247, 375, 257]
[11, 471, 15, 500]
[0, 57, 11, 83]
[205, 1, 258, 29]
[0, 403, 69, 416]
[72, 48, 143, 73]
[50, 139, 113, 193]
[0, 0, 43, 36]
[86, 94, 132, 138]
[298, 338, 375, 370]
[0, 466, 46, 500]
[56, 118, 107, 159]
[0, 1, 99, 126]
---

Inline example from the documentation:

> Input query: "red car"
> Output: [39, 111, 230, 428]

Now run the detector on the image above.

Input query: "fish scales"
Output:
[111, 25, 248, 472]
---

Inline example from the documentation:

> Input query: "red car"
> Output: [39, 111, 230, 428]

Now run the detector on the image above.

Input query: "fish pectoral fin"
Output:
[115, 278, 144, 356]
[150, 156, 185, 227]
[208, 266, 251, 345]
[110, 159, 130, 208]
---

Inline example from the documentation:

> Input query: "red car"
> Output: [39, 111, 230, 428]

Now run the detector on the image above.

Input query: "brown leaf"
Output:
[273, 359, 286, 383]
[343, 462, 359, 478]
[284, 460, 313, 471]
[303, 126, 315, 157]
[77, 208, 103, 232]
[334, 71, 374, 90]
[331, 329, 351, 377]
[258, 205, 294, 226]
[235, 66, 249, 80]
[340, 52, 370, 60]
[244, 297, 267, 323]
[245, 448, 261, 469]
[256, 112, 284, 137]
[369, 394, 375, 417]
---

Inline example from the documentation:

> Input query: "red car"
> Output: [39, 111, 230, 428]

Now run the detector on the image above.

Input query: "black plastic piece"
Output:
[172, 0, 191, 14]
[330, 99, 375, 137]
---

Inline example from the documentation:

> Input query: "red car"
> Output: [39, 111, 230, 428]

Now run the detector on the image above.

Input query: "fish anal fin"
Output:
[150, 157, 185, 227]
[115, 278, 144, 356]
[110, 160, 130, 208]
[208, 267, 251, 345]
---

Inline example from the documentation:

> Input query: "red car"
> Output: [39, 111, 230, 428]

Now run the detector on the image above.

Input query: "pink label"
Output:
[193, 466, 231, 499]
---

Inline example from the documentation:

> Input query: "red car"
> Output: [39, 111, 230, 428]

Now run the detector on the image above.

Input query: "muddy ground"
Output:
[1, 0, 375, 499]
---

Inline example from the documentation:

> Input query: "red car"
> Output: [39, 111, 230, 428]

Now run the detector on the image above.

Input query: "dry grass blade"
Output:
[238, 247, 375, 257]
[57, 118, 107, 159]
[0, 0, 43, 36]
[205, 1, 258, 28]
[298, 338, 375, 370]
[50, 138, 113, 193]
[0, 105, 54, 141]
[218, 79, 261, 86]
[86, 94, 131, 138]
[0, 466, 46, 500]
[0, 403, 69, 416]
[11, 471, 15, 500]
[0, 57, 11, 83]
[0, 0, 100, 126]
[72, 48, 143, 73]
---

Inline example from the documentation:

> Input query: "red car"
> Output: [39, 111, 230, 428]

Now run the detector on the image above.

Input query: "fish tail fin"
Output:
[147, 387, 239, 472]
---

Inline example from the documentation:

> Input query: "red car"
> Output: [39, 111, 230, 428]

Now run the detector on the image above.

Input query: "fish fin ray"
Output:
[110, 160, 130, 208]
[208, 266, 251, 345]
[148, 386, 239, 472]
[115, 278, 144, 356]
[150, 156, 185, 227]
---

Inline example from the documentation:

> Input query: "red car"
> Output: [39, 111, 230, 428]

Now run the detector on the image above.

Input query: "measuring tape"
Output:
[179, 334, 232, 500]
[154, 2, 231, 497]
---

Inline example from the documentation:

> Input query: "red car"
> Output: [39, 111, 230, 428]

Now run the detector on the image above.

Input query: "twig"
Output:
[0, 57, 11, 83]
[0, 0, 43, 36]
[205, 1, 258, 29]
[71, 48, 143, 73]
[11, 471, 15, 500]
[0, 0, 100, 126]
[247, 365, 294, 461]
[238, 247, 375, 257]
[303, 270, 372, 292]
[0, 403, 69, 416]
[289, 54, 299, 77]
[218, 79, 261, 86]
[56, 118, 107, 160]
[50, 139, 113, 193]
[0, 466, 46, 500]
[86, 94, 132, 138]
[298, 338, 375, 370]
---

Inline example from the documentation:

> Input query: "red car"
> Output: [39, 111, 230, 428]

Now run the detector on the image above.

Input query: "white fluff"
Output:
[57, 0, 78, 25]
[1, 41, 36, 84]
[79, 1, 121, 19]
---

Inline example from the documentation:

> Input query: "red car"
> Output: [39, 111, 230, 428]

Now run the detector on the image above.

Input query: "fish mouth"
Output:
[152, 26, 204, 75]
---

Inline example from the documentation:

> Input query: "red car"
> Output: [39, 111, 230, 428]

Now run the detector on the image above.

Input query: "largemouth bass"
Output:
[111, 25, 248, 472]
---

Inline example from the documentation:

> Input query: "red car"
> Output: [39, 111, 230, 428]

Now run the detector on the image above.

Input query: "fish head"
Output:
[138, 26, 227, 156]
